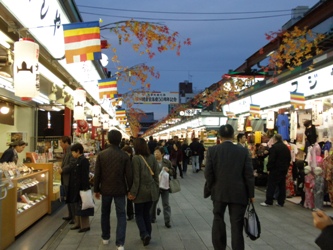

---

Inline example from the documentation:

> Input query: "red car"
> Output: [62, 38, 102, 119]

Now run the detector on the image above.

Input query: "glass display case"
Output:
[13, 169, 49, 235]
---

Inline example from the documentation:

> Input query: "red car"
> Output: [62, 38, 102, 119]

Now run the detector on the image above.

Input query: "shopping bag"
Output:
[169, 178, 181, 193]
[79, 189, 95, 210]
[244, 201, 261, 240]
[159, 169, 170, 190]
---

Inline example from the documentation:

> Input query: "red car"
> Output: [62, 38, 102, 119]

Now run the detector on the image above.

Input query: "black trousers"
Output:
[265, 173, 286, 206]
[212, 201, 247, 250]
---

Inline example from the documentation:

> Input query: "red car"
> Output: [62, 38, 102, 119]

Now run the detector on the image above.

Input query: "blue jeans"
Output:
[101, 195, 126, 246]
[134, 201, 153, 239]
[192, 155, 199, 172]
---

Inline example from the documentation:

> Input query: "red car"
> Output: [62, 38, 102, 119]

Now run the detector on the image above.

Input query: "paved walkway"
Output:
[9, 169, 332, 250]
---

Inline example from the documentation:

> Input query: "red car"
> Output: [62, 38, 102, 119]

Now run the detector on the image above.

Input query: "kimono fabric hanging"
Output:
[74, 88, 86, 120]
[14, 38, 40, 99]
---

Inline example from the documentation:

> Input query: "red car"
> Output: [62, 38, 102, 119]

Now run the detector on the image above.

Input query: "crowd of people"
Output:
[55, 132, 207, 250]
[51, 125, 333, 250]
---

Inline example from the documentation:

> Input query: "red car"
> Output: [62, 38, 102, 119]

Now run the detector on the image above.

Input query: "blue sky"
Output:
[75, 0, 318, 120]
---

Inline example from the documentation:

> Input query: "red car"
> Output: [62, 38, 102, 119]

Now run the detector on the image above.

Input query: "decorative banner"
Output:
[290, 92, 305, 109]
[98, 78, 117, 99]
[63, 21, 101, 64]
[133, 91, 179, 104]
[115, 109, 127, 124]
[250, 104, 260, 118]
[73, 88, 86, 121]
[14, 39, 40, 98]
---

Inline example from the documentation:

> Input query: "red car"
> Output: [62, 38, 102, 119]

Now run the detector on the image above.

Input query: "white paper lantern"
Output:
[74, 88, 86, 121]
[92, 105, 101, 126]
[102, 114, 109, 130]
[14, 39, 40, 98]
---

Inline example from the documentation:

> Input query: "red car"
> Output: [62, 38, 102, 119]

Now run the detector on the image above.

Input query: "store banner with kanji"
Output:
[133, 91, 179, 104]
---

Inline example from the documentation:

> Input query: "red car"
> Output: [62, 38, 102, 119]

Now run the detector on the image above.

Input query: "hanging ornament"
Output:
[92, 105, 101, 127]
[14, 38, 40, 99]
[73, 88, 86, 120]
[102, 113, 109, 130]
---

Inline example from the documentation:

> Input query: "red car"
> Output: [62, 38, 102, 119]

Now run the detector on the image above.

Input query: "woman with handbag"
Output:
[128, 138, 159, 246]
[67, 143, 93, 233]
[150, 146, 174, 228]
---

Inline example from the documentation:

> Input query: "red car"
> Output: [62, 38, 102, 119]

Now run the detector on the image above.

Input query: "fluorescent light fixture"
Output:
[51, 106, 61, 111]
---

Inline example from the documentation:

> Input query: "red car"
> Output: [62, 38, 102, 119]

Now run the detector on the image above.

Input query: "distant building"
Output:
[138, 112, 158, 136]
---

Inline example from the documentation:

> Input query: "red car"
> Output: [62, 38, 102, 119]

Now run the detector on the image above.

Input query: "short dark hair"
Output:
[237, 133, 245, 142]
[133, 138, 150, 156]
[154, 146, 165, 155]
[71, 143, 84, 154]
[219, 124, 234, 139]
[303, 119, 312, 127]
[108, 130, 122, 146]
[273, 134, 283, 143]
[61, 136, 71, 145]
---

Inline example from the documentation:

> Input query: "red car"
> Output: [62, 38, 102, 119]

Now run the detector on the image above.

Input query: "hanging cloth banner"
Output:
[63, 21, 101, 64]
[116, 109, 126, 118]
[250, 104, 260, 118]
[98, 78, 117, 99]
[290, 92, 305, 109]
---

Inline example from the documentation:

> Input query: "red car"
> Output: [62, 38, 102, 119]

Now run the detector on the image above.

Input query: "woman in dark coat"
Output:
[66, 143, 92, 232]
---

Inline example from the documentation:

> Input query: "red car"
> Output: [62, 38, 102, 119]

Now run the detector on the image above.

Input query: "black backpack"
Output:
[185, 147, 192, 157]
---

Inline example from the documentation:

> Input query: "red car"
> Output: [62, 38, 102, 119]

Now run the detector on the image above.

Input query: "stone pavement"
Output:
[10, 169, 332, 250]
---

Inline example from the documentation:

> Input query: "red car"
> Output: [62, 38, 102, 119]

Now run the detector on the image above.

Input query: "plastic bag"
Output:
[159, 169, 170, 190]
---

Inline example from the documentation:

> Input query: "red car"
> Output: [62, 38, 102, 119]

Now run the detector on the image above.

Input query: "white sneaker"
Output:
[260, 202, 269, 207]
[117, 246, 124, 250]
[102, 239, 109, 245]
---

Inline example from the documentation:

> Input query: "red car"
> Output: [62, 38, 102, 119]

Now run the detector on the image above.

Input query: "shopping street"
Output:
[7, 168, 331, 250]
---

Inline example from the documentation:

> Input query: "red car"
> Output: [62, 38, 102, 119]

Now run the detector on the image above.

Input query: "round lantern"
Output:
[77, 119, 89, 134]
[102, 114, 109, 130]
[92, 105, 101, 127]
[14, 38, 40, 98]
[73, 88, 86, 120]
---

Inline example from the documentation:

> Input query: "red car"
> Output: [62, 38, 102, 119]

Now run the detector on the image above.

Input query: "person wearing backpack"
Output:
[190, 138, 201, 173]
[181, 139, 191, 174]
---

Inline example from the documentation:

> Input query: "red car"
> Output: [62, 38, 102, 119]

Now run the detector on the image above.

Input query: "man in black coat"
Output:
[260, 133, 291, 207]
[205, 124, 255, 250]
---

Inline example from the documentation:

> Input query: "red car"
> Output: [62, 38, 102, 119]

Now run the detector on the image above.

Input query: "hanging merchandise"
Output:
[14, 38, 40, 99]
[73, 88, 86, 120]
[92, 105, 101, 127]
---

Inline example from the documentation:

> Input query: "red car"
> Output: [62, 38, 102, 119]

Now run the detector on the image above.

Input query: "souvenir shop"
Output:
[222, 60, 333, 209]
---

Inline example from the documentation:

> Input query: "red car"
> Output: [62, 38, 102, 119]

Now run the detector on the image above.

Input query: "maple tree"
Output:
[191, 26, 325, 111]
[100, 20, 191, 136]
[261, 26, 325, 83]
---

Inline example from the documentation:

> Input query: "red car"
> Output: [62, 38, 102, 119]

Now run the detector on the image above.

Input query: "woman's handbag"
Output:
[79, 189, 95, 210]
[169, 178, 181, 193]
[244, 201, 261, 240]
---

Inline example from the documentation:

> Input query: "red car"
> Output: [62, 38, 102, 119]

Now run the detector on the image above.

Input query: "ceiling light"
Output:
[0, 105, 10, 114]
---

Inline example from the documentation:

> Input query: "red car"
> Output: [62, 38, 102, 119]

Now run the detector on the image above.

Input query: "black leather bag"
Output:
[244, 201, 261, 240]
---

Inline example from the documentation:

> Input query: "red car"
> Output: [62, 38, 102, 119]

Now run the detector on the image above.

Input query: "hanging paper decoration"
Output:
[14, 38, 40, 98]
[98, 78, 117, 99]
[92, 105, 101, 127]
[73, 88, 86, 121]
[290, 92, 305, 110]
[250, 104, 260, 118]
[63, 21, 101, 64]
[102, 114, 109, 130]
[115, 109, 127, 125]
